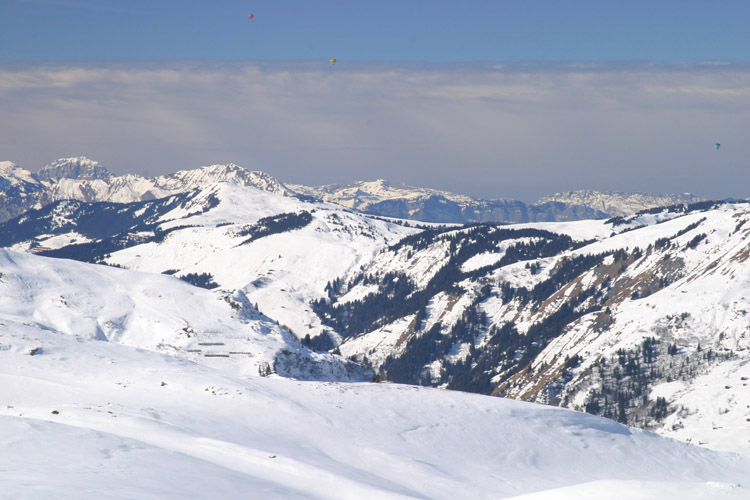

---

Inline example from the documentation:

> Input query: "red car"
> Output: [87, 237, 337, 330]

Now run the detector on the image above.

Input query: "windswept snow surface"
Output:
[0, 248, 364, 381]
[1, 322, 749, 499]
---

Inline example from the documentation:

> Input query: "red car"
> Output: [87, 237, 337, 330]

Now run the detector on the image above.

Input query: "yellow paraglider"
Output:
[330, 58, 337, 65]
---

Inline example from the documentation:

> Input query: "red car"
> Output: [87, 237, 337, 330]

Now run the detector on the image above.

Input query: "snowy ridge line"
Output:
[1, 156, 705, 224]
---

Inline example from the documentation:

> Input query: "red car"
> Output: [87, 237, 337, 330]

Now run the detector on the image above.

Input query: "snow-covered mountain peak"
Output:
[363, 178, 397, 190]
[354, 178, 453, 201]
[159, 163, 293, 196]
[3, 156, 711, 226]
[355, 178, 474, 202]
[0, 161, 39, 187]
[0, 160, 17, 176]
[188, 163, 255, 181]
[37, 156, 111, 181]
[0, 158, 307, 222]
[288, 178, 481, 214]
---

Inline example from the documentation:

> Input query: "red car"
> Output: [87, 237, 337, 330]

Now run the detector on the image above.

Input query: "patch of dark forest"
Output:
[313, 224, 591, 339]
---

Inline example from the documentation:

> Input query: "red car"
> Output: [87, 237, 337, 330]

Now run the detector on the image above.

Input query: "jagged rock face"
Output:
[36, 157, 111, 181]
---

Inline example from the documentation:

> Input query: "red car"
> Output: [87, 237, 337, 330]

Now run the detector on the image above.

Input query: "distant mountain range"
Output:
[0, 157, 292, 222]
[291, 179, 706, 223]
[1, 157, 706, 223]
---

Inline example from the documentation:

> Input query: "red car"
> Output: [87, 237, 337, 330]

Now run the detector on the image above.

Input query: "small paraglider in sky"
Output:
[248, 13, 254, 20]
[715, 143, 721, 150]
[330, 58, 337, 65]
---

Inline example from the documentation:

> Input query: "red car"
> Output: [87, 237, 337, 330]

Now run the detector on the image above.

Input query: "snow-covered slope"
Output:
[0, 248, 366, 381]
[1, 321, 748, 499]
[506, 204, 750, 451]
[0, 160, 39, 185]
[0, 181, 418, 342]
[104, 183, 415, 341]
[4, 215, 746, 497]
[312, 201, 750, 454]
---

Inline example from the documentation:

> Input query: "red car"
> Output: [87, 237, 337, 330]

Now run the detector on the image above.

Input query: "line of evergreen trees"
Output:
[238, 211, 313, 245]
[178, 272, 219, 289]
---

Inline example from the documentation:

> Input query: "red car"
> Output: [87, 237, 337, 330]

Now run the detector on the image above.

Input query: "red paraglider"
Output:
[248, 14, 254, 20]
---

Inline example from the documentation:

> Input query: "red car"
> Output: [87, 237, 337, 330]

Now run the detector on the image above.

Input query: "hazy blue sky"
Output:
[2, 1, 749, 201]
[3, 1, 750, 63]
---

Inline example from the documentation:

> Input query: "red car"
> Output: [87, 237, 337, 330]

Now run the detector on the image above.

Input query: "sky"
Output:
[1, 0, 750, 201]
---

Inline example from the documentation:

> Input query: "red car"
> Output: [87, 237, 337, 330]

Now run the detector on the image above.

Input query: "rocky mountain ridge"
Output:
[290, 179, 707, 223]
[0, 157, 293, 222]
[1, 157, 706, 223]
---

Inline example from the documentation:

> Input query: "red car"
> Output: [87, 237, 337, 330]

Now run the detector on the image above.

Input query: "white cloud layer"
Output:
[1, 61, 749, 201]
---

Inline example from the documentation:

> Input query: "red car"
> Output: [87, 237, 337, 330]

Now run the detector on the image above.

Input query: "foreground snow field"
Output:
[1, 318, 749, 499]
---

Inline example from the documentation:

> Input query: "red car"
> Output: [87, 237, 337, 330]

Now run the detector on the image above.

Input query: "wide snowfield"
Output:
[1, 319, 749, 500]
